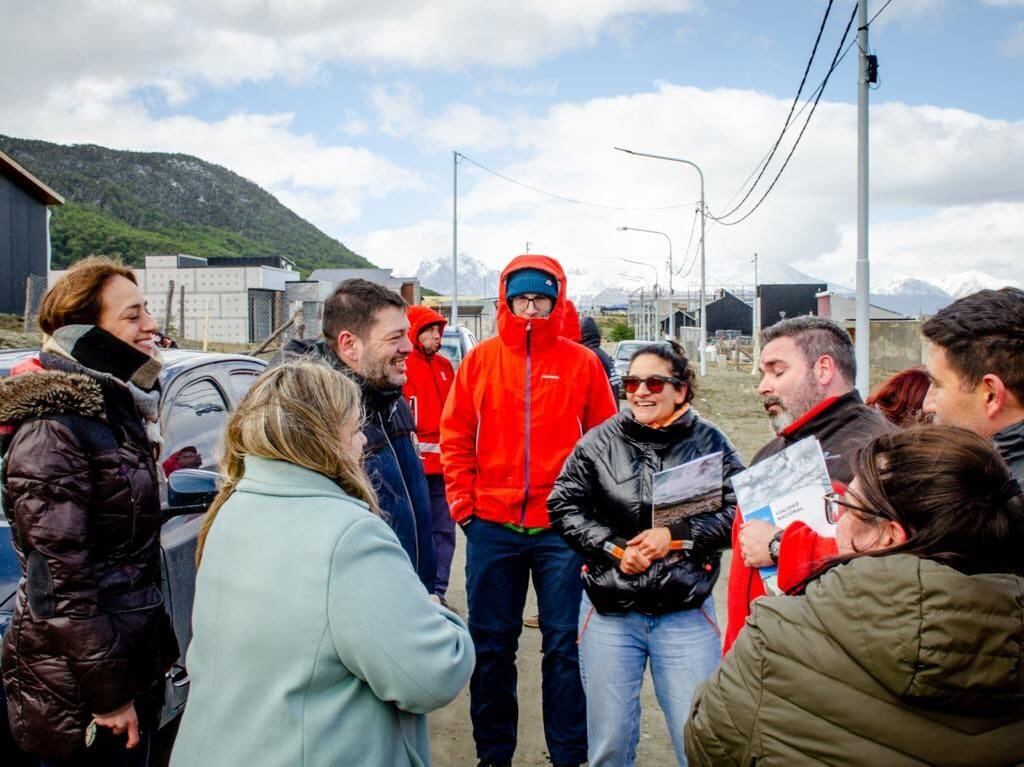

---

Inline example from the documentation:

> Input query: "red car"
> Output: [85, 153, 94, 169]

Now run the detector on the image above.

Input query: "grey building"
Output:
[0, 149, 64, 315]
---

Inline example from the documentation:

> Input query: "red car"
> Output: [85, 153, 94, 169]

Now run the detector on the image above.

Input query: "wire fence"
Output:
[22, 274, 48, 332]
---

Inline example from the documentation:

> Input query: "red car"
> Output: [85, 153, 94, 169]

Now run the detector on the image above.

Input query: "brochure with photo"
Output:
[732, 437, 832, 593]
[652, 451, 724, 543]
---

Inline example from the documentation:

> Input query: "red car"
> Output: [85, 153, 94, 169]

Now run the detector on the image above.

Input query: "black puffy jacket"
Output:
[0, 356, 178, 759]
[549, 409, 744, 616]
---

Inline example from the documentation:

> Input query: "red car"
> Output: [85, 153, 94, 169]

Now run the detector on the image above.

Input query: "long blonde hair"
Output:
[196, 361, 378, 565]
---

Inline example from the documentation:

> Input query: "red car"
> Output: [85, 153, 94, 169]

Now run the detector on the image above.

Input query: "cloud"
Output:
[998, 21, 1024, 56]
[1, 1, 699, 113]
[353, 83, 1024, 293]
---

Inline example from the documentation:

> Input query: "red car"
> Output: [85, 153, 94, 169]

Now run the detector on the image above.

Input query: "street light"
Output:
[615, 146, 707, 375]
[618, 226, 674, 339]
[621, 259, 658, 340]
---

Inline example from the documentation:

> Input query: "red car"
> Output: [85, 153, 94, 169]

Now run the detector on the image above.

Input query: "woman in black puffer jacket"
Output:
[549, 341, 744, 767]
[0, 257, 178, 766]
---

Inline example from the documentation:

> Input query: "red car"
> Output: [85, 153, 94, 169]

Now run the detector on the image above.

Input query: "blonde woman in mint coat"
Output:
[171, 362, 474, 767]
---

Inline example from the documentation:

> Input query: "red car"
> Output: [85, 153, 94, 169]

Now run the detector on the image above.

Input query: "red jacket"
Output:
[723, 392, 893, 653]
[403, 305, 455, 475]
[562, 299, 583, 342]
[440, 255, 617, 528]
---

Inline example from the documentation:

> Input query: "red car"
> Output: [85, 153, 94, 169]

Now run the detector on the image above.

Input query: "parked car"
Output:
[612, 340, 671, 396]
[440, 326, 479, 369]
[0, 349, 265, 762]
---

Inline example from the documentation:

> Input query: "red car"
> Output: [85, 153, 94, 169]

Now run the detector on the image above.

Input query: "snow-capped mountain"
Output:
[938, 271, 1024, 299]
[416, 254, 501, 296]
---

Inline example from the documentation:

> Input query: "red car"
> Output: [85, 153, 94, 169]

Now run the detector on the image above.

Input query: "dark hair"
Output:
[38, 256, 137, 335]
[628, 340, 696, 405]
[865, 367, 931, 427]
[921, 287, 1024, 404]
[322, 278, 407, 343]
[761, 316, 856, 384]
[794, 426, 1024, 593]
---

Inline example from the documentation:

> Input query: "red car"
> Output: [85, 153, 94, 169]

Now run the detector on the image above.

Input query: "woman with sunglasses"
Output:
[549, 341, 745, 766]
[686, 426, 1024, 766]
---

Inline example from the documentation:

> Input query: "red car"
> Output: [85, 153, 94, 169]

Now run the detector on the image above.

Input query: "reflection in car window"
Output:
[228, 370, 260, 403]
[161, 379, 228, 478]
[439, 338, 462, 368]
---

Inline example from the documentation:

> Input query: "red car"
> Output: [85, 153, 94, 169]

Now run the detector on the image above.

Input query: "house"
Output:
[0, 149, 64, 316]
[705, 290, 754, 336]
[308, 268, 421, 306]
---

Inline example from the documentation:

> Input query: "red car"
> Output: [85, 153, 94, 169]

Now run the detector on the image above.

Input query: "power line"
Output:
[710, 2, 859, 226]
[457, 152, 698, 212]
[674, 207, 700, 276]
[713, 0, 836, 221]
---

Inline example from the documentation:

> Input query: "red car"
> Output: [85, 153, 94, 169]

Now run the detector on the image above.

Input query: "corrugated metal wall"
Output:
[0, 177, 49, 316]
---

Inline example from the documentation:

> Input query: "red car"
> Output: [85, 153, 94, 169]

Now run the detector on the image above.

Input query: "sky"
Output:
[3, 0, 1024, 296]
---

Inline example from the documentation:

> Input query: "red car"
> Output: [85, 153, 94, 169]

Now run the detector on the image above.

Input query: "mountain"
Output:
[938, 270, 1024, 299]
[417, 254, 501, 296]
[0, 134, 371, 275]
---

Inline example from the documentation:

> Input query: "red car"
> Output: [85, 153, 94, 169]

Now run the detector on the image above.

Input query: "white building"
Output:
[51, 253, 300, 344]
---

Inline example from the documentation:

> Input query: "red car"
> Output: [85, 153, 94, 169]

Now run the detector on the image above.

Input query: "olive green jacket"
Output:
[685, 554, 1024, 766]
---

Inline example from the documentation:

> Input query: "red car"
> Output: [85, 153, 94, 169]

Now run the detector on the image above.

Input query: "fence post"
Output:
[179, 284, 186, 340]
[163, 280, 175, 334]
[22, 277, 33, 332]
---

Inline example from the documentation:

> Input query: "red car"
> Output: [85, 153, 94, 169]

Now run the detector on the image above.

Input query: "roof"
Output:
[0, 149, 64, 206]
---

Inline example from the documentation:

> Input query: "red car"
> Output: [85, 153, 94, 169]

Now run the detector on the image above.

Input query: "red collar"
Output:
[779, 395, 841, 437]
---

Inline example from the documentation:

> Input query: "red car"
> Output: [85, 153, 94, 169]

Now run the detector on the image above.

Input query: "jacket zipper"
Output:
[520, 322, 532, 526]
[379, 409, 421, 571]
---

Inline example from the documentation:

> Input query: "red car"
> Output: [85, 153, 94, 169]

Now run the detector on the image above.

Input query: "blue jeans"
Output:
[578, 591, 721, 766]
[465, 520, 588, 764]
[426, 474, 456, 598]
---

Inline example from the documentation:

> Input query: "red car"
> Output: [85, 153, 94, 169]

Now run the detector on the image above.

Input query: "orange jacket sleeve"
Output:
[439, 354, 479, 524]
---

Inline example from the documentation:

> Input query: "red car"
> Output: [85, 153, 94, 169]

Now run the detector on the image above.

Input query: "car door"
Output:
[156, 359, 264, 725]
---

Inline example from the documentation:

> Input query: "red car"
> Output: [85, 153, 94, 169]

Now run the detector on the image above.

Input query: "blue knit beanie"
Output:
[505, 268, 559, 301]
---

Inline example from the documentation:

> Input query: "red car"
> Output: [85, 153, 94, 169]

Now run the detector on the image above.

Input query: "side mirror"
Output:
[167, 469, 221, 515]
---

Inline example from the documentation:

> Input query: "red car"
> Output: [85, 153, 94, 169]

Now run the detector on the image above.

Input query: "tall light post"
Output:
[615, 147, 707, 374]
[622, 258, 659, 339]
[452, 151, 460, 329]
[618, 226, 674, 339]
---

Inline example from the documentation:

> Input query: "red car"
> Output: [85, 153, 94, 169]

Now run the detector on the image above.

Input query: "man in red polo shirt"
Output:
[724, 317, 892, 653]
[403, 305, 457, 605]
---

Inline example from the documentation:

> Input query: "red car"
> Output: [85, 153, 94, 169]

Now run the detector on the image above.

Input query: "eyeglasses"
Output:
[622, 375, 683, 394]
[510, 295, 553, 312]
[823, 490, 886, 524]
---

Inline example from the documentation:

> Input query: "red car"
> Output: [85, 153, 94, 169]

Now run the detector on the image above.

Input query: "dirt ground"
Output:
[427, 361, 771, 766]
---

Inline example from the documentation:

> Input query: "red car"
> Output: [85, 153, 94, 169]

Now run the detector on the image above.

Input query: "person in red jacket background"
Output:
[724, 317, 892, 653]
[440, 255, 616, 767]
[403, 305, 457, 605]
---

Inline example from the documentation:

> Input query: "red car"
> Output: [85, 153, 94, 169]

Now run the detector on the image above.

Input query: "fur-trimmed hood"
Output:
[0, 370, 104, 426]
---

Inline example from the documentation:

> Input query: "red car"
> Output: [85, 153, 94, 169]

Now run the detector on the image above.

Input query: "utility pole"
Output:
[452, 151, 459, 329]
[751, 252, 760, 376]
[855, 1, 871, 396]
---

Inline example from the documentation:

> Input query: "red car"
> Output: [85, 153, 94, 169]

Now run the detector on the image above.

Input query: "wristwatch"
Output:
[768, 530, 784, 564]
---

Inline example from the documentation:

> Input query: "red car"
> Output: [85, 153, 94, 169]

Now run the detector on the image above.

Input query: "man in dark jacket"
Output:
[580, 316, 621, 400]
[921, 287, 1024, 481]
[278, 279, 436, 591]
[724, 316, 893, 652]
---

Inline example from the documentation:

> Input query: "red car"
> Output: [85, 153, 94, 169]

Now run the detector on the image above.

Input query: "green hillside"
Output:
[1, 135, 372, 275]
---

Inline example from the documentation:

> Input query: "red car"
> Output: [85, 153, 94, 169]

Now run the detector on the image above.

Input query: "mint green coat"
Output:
[170, 457, 474, 767]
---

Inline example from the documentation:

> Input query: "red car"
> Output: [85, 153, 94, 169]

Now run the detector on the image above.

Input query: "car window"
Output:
[440, 337, 463, 368]
[228, 369, 261, 404]
[616, 343, 640, 360]
[161, 378, 229, 478]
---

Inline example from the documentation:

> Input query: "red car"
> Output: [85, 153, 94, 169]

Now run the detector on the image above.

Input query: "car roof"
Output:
[0, 348, 264, 381]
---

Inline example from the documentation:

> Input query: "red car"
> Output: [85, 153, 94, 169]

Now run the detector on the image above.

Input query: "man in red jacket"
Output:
[724, 317, 892, 653]
[403, 305, 457, 605]
[441, 255, 617, 767]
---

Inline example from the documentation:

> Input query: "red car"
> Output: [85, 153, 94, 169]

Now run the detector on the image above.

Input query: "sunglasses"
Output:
[622, 375, 683, 394]
[823, 490, 887, 525]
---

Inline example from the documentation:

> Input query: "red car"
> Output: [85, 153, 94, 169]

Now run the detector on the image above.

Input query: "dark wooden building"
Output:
[659, 309, 697, 336]
[758, 282, 826, 330]
[0, 150, 63, 315]
[706, 290, 753, 336]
